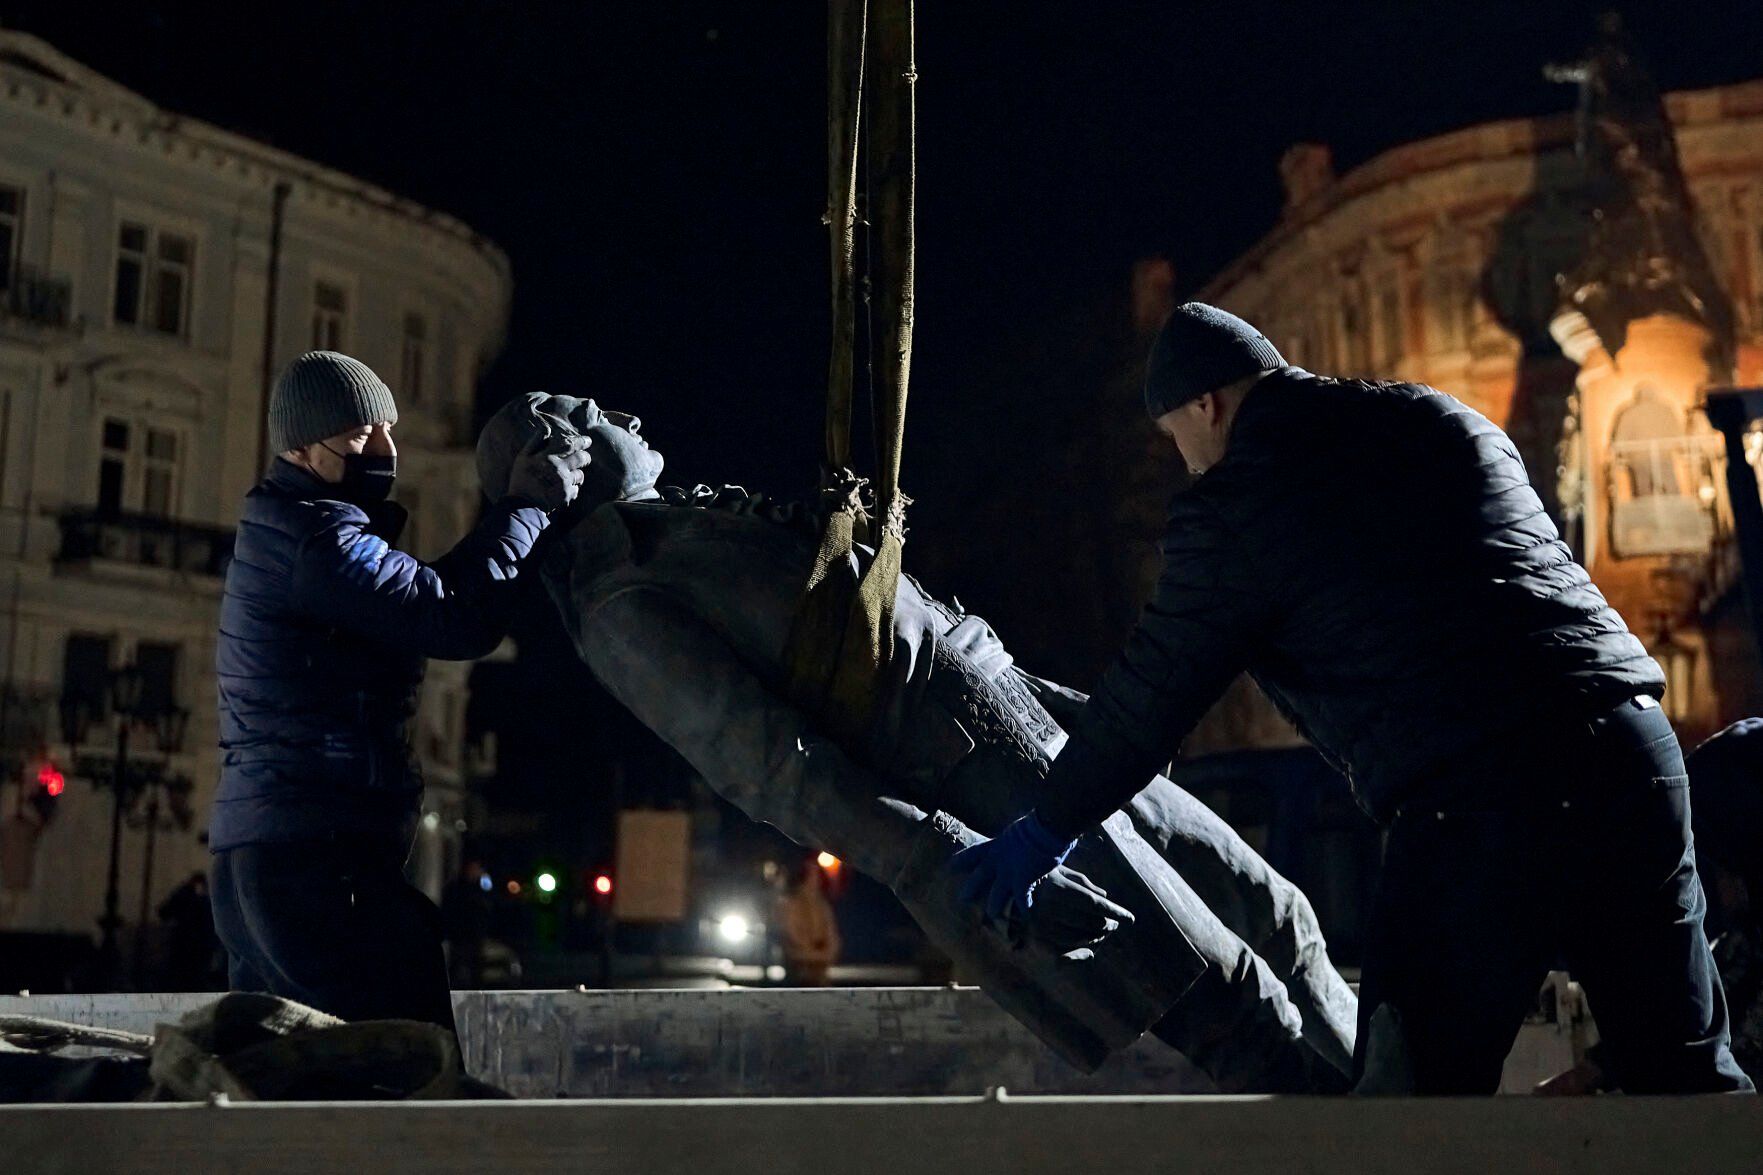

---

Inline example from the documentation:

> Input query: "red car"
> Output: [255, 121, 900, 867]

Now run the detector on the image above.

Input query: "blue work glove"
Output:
[340, 532, 389, 588]
[949, 811, 1078, 925]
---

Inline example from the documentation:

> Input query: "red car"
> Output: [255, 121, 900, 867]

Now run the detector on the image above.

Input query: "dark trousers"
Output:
[1354, 698, 1752, 1094]
[210, 838, 456, 1032]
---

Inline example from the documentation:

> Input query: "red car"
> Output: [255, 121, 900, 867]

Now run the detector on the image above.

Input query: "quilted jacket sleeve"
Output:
[288, 498, 550, 661]
[1036, 490, 1278, 839]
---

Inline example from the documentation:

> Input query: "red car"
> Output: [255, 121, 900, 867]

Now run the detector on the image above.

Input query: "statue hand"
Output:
[507, 433, 591, 513]
[1011, 865, 1135, 951]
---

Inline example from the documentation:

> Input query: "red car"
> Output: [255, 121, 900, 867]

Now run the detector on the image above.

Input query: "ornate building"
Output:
[0, 32, 511, 957]
[1194, 39, 1763, 748]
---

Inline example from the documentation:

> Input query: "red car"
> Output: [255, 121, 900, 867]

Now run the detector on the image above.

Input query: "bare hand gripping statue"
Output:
[477, 393, 1357, 1092]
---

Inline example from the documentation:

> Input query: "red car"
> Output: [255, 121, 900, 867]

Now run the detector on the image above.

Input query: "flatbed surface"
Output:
[8, 1091, 1762, 1175]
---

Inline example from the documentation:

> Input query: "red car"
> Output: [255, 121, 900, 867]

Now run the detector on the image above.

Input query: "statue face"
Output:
[581, 406, 666, 506]
[477, 392, 665, 508]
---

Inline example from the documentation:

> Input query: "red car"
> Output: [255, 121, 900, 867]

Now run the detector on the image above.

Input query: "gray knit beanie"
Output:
[268, 351, 399, 454]
[1144, 303, 1286, 419]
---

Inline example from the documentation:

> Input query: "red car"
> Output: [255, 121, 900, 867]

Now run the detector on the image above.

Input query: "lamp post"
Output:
[130, 705, 192, 987]
[100, 666, 144, 986]
[59, 665, 147, 988]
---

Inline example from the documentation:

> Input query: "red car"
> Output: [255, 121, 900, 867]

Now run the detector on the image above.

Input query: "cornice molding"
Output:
[1204, 77, 1763, 302]
[0, 31, 512, 301]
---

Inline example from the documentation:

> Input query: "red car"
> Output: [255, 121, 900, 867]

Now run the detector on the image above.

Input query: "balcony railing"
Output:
[56, 510, 235, 578]
[1, 263, 73, 330]
[1606, 434, 1725, 559]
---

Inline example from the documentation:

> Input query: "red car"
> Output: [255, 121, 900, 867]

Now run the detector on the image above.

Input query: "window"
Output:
[0, 185, 21, 291]
[135, 641, 180, 716]
[1612, 390, 1686, 499]
[1754, 226, 1763, 333]
[97, 416, 181, 518]
[401, 311, 428, 402]
[1607, 386, 1719, 558]
[1378, 283, 1403, 367]
[113, 221, 193, 336]
[62, 633, 114, 726]
[312, 280, 348, 350]
[1424, 263, 1478, 353]
[1316, 305, 1339, 370]
[1341, 294, 1370, 373]
[142, 427, 178, 517]
[98, 418, 129, 516]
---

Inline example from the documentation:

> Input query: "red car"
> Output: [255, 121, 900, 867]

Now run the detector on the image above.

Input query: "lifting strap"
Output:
[784, 0, 916, 741]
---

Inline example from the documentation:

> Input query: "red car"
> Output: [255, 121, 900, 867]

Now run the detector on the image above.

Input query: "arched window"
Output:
[1341, 294, 1369, 374]
[1425, 263, 1476, 353]
[1607, 386, 1718, 557]
[1378, 282, 1404, 368]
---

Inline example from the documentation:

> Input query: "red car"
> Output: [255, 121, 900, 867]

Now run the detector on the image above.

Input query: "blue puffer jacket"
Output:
[212, 459, 548, 851]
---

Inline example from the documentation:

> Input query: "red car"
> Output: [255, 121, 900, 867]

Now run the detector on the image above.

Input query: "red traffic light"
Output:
[593, 874, 614, 896]
[36, 763, 65, 798]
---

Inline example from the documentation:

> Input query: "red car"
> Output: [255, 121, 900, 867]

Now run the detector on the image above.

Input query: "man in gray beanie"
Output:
[955, 303, 1752, 1095]
[209, 351, 589, 1031]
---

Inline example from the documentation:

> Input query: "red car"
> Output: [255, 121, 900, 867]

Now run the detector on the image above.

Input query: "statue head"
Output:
[477, 392, 665, 511]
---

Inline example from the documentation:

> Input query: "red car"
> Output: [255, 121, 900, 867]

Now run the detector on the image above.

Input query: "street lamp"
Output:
[153, 706, 191, 757]
[56, 695, 93, 750]
[100, 665, 146, 985]
[59, 664, 151, 988]
[130, 705, 193, 987]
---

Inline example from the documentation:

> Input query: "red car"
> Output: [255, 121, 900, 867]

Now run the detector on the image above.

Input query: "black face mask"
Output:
[319, 443, 397, 505]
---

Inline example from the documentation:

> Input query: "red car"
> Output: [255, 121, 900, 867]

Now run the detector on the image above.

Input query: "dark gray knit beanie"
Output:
[1144, 303, 1286, 419]
[268, 351, 399, 453]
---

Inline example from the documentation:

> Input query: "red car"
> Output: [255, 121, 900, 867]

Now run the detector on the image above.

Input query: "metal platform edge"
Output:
[6, 1092, 1763, 1175]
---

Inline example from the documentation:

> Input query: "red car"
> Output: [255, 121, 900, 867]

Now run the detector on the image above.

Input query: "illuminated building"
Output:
[0, 32, 510, 939]
[1193, 64, 1763, 746]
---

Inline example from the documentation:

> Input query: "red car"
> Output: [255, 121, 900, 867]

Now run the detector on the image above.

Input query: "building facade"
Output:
[1194, 74, 1763, 748]
[0, 33, 512, 955]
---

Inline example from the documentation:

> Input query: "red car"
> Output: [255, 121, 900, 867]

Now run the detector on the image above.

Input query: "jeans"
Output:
[210, 836, 456, 1032]
[1355, 697, 1753, 1094]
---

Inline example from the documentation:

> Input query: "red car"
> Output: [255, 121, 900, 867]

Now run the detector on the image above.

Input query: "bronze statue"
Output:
[475, 393, 1357, 1092]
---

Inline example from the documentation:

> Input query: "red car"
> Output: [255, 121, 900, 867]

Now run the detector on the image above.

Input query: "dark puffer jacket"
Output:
[212, 459, 548, 851]
[1040, 368, 1664, 829]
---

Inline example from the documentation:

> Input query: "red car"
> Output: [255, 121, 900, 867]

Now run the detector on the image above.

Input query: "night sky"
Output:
[8, 2, 1758, 519]
[6, 0, 1759, 942]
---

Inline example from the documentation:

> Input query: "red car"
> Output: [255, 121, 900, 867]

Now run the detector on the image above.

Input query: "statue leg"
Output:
[1125, 775, 1358, 1082]
[1010, 665, 1357, 1075]
[1142, 860, 1349, 1093]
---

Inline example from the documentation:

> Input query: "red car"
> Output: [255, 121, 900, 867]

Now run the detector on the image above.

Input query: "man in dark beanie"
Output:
[210, 351, 589, 1030]
[954, 303, 1752, 1094]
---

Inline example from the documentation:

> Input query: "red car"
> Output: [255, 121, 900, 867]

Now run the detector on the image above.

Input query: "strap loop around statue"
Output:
[785, 0, 915, 738]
